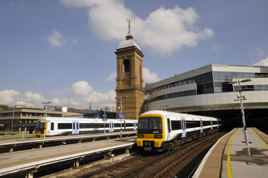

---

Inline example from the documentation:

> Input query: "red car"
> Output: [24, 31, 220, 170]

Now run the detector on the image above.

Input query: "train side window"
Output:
[167, 119, 171, 132]
[58, 123, 72, 129]
[171, 120, 181, 130]
[51, 123, 54, 130]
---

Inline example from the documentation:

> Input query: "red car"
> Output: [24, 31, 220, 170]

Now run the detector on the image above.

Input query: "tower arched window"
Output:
[123, 59, 130, 77]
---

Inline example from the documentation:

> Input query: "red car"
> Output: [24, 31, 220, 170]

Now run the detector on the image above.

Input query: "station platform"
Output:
[0, 136, 136, 177]
[0, 131, 136, 152]
[193, 127, 268, 178]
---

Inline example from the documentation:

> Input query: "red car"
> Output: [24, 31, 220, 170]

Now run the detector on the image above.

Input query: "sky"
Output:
[0, 0, 268, 110]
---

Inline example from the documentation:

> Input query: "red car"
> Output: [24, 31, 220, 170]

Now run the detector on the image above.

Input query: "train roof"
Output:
[37, 117, 138, 122]
[140, 110, 219, 120]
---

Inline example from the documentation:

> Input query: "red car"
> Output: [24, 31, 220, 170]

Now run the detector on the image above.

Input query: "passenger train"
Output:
[136, 110, 222, 151]
[33, 117, 138, 138]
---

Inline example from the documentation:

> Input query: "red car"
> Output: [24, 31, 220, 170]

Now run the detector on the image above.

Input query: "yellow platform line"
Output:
[227, 128, 240, 178]
[251, 128, 268, 150]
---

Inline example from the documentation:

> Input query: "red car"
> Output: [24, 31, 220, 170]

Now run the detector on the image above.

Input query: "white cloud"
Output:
[72, 81, 93, 96]
[0, 90, 21, 106]
[62, 98, 69, 105]
[24, 91, 46, 107]
[253, 57, 268, 66]
[211, 44, 221, 53]
[48, 29, 66, 48]
[59, 0, 214, 56]
[34, 80, 41, 83]
[0, 89, 115, 110]
[72, 39, 78, 44]
[256, 47, 265, 57]
[51, 98, 62, 106]
[143, 68, 160, 84]
[106, 71, 117, 82]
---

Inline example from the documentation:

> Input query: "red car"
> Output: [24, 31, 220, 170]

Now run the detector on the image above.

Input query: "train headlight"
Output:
[154, 135, 163, 138]
[138, 134, 144, 138]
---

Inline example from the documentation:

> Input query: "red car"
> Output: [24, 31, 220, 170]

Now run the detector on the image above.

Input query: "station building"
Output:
[143, 64, 268, 126]
[0, 95, 86, 134]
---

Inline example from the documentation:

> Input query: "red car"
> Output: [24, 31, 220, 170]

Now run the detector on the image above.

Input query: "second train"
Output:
[136, 110, 222, 151]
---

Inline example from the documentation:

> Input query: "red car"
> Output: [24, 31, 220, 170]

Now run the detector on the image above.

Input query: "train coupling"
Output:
[143, 141, 153, 151]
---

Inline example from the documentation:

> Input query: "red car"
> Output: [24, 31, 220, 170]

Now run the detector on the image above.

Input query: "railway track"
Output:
[75, 132, 226, 178]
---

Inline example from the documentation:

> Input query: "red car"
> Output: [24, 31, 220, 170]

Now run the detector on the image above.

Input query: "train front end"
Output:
[33, 119, 48, 138]
[136, 114, 165, 151]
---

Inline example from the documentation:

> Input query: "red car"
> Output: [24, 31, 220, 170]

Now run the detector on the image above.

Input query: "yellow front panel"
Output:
[136, 114, 166, 148]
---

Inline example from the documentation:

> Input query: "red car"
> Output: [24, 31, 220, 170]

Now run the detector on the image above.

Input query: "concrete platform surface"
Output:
[222, 128, 268, 178]
[194, 128, 268, 178]
[0, 136, 136, 176]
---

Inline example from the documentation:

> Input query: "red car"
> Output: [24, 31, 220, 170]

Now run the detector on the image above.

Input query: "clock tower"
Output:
[115, 20, 145, 120]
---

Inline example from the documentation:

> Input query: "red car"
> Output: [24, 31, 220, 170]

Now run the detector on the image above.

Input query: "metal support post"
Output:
[238, 80, 251, 156]
[120, 97, 122, 141]
[115, 96, 128, 141]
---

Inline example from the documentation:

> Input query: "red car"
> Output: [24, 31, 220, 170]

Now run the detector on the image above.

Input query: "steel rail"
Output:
[153, 133, 224, 178]
[115, 132, 222, 178]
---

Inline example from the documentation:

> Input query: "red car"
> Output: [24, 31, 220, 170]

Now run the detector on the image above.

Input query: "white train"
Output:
[136, 110, 222, 151]
[33, 117, 138, 138]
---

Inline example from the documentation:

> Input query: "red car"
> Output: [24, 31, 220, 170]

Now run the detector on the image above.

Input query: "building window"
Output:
[123, 59, 130, 78]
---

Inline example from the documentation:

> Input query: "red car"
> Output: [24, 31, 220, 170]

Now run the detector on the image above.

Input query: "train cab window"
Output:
[35, 121, 46, 131]
[39, 122, 46, 129]
[51, 123, 54, 130]
[138, 117, 162, 133]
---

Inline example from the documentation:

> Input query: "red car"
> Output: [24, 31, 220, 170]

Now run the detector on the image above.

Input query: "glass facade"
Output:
[150, 90, 196, 103]
[213, 71, 268, 93]
[146, 67, 268, 104]
[184, 72, 214, 94]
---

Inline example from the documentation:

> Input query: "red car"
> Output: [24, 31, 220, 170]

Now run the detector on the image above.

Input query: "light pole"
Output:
[11, 107, 14, 134]
[42, 102, 51, 138]
[160, 105, 168, 111]
[115, 96, 128, 141]
[232, 79, 251, 156]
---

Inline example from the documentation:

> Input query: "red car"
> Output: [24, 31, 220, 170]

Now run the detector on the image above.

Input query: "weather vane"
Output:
[126, 19, 132, 36]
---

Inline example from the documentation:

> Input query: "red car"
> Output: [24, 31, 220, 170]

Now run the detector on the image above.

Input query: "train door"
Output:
[76, 121, 79, 134]
[72, 121, 79, 134]
[210, 119, 213, 130]
[181, 117, 187, 137]
[200, 118, 203, 133]
[167, 118, 171, 140]
[133, 122, 137, 130]
[109, 121, 114, 132]
[50, 122, 55, 136]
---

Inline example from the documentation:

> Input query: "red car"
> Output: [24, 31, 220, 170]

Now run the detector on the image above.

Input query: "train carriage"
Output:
[33, 117, 138, 138]
[136, 110, 221, 151]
